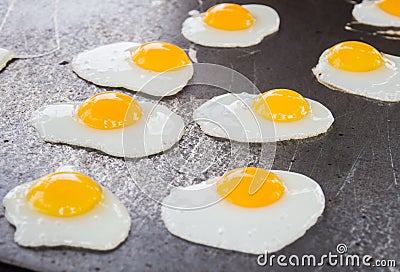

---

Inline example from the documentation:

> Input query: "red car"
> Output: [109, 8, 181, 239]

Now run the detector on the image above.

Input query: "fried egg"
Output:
[353, 0, 400, 27]
[161, 167, 325, 254]
[313, 41, 400, 102]
[3, 167, 131, 250]
[193, 89, 334, 142]
[0, 48, 14, 71]
[72, 42, 193, 96]
[182, 3, 280, 47]
[31, 92, 185, 158]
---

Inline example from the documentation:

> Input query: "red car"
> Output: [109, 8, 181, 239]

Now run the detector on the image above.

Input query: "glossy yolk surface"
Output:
[77, 92, 142, 130]
[327, 41, 384, 72]
[27, 172, 102, 217]
[216, 167, 285, 208]
[252, 89, 310, 122]
[378, 0, 400, 17]
[132, 42, 190, 72]
[203, 3, 255, 31]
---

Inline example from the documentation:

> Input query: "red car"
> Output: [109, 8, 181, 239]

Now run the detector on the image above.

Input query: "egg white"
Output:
[353, 0, 400, 27]
[313, 48, 400, 102]
[161, 170, 325, 254]
[72, 42, 194, 96]
[3, 176, 131, 250]
[0, 48, 14, 71]
[193, 92, 334, 142]
[31, 101, 185, 158]
[182, 4, 280, 48]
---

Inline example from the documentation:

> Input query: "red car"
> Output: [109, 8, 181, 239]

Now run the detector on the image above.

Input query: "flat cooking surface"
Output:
[0, 0, 399, 271]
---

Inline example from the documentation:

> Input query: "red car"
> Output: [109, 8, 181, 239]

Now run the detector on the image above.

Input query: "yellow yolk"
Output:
[216, 167, 284, 208]
[378, 0, 400, 17]
[252, 89, 310, 122]
[327, 41, 384, 72]
[203, 3, 255, 31]
[27, 172, 102, 217]
[77, 92, 142, 130]
[132, 42, 190, 72]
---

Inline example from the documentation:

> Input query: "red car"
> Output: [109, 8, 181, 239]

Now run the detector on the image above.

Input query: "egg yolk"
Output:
[77, 92, 142, 130]
[27, 172, 102, 217]
[327, 41, 384, 72]
[203, 3, 255, 31]
[378, 0, 400, 17]
[252, 89, 310, 122]
[216, 167, 284, 208]
[132, 42, 190, 72]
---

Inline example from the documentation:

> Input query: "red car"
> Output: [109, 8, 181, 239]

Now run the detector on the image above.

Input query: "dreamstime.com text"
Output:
[257, 243, 397, 268]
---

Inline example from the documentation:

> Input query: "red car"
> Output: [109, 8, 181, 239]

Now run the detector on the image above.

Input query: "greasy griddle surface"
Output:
[0, 0, 399, 271]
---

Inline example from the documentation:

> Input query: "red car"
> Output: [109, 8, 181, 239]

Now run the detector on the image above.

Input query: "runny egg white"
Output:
[353, 0, 400, 27]
[31, 92, 185, 158]
[0, 48, 14, 71]
[72, 42, 193, 96]
[182, 3, 280, 47]
[193, 89, 334, 142]
[3, 167, 131, 250]
[313, 41, 400, 102]
[161, 167, 325, 254]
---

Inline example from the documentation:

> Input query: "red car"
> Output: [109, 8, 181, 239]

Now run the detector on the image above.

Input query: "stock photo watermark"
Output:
[123, 63, 276, 209]
[257, 243, 397, 268]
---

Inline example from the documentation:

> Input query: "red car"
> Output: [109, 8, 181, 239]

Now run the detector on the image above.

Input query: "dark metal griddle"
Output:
[0, 0, 399, 271]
